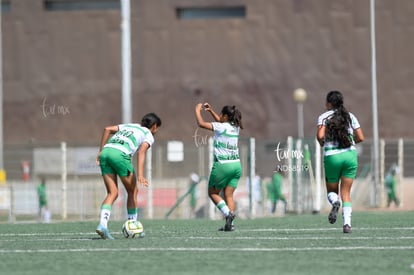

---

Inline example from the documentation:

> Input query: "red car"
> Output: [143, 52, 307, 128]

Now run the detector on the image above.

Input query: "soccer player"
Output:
[195, 103, 243, 231]
[95, 113, 162, 239]
[316, 91, 364, 233]
[267, 168, 287, 215]
[37, 177, 51, 223]
[385, 165, 400, 207]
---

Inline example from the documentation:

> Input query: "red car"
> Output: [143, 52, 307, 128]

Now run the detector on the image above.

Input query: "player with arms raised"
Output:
[195, 103, 243, 231]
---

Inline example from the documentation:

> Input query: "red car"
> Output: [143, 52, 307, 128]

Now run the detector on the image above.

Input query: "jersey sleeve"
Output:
[117, 124, 126, 131]
[317, 115, 324, 126]
[317, 111, 330, 126]
[211, 122, 225, 133]
[350, 113, 361, 130]
[142, 133, 155, 147]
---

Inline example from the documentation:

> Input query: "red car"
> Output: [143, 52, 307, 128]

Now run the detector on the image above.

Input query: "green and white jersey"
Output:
[104, 124, 154, 156]
[211, 122, 240, 163]
[317, 110, 360, 156]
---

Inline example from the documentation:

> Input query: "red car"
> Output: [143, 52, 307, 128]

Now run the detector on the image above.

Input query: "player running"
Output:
[316, 91, 364, 233]
[195, 103, 243, 231]
[95, 113, 162, 239]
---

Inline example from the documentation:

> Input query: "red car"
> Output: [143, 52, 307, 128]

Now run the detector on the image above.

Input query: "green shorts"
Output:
[99, 147, 134, 177]
[209, 161, 242, 190]
[324, 150, 358, 183]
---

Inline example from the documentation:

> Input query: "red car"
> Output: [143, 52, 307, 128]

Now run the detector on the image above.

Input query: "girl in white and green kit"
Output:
[195, 103, 243, 231]
[317, 91, 364, 233]
[95, 113, 161, 239]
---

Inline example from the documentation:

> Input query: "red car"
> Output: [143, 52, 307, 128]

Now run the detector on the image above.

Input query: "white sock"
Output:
[128, 213, 137, 221]
[327, 192, 339, 205]
[217, 200, 230, 216]
[99, 209, 111, 228]
[342, 205, 352, 226]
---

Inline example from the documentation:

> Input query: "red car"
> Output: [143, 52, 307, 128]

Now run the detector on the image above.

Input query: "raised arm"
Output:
[195, 103, 213, 130]
[203, 103, 220, 122]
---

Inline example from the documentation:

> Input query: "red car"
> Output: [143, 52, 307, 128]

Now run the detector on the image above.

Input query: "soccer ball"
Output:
[122, 220, 145, 238]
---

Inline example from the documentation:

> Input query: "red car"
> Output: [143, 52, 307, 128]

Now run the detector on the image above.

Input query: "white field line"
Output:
[245, 227, 414, 232]
[1, 236, 414, 242]
[0, 246, 414, 254]
[1, 227, 413, 253]
[184, 236, 414, 240]
[0, 226, 413, 237]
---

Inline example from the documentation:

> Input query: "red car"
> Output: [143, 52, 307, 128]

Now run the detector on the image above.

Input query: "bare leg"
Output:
[120, 172, 137, 210]
[208, 187, 223, 205]
[339, 177, 353, 203]
[208, 187, 231, 215]
[96, 174, 118, 239]
[101, 174, 119, 205]
[326, 182, 339, 197]
[223, 186, 236, 212]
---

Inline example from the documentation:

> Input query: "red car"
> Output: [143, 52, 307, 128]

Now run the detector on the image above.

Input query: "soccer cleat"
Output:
[218, 225, 235, 231]
[224, 212, 236, 232]
[328, 201, 341, 224]
[343, 224, 352, 233]
[96, 224, 114, 240]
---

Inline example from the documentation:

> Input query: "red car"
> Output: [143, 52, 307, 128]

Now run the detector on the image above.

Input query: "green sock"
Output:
[127, 208, 138, 221]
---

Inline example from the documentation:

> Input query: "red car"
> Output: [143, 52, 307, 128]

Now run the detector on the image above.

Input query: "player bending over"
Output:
[95, 113, 162, 239]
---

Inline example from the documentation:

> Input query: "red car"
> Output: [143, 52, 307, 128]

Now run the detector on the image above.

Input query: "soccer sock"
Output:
[99, 204, 112, 228]
[127, 208, 138, 221]
[327, 192, 339, 205]
[217, 200, 230, 216]
[342, 202, 352, 226]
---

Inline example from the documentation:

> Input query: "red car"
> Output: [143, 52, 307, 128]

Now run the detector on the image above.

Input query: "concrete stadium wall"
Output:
[3, 0, 414, 146]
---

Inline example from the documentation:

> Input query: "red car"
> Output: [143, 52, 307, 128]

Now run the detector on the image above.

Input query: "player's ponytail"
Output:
[221, 105, 243, 129]
[325, 91, 352, 148]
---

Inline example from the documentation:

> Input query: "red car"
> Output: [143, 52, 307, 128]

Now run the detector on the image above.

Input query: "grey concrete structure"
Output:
[2, 0, 414, 144]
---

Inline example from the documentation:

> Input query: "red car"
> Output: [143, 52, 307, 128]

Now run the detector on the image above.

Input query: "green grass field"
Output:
[0, 211, 413, 275]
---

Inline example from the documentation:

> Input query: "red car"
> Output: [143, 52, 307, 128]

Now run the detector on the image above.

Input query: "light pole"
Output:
[293, 88, 307, 138]
[292, 88, 307, 214]
[0, 6, 4, 184]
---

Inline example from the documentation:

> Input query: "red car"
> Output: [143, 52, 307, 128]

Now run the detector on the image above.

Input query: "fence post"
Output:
[314, 139, 322, 213]
[146, 147, 153, 219]
[398, 138, 404, 207]
[61, 142, 67, 220]
[248, 137, 256, 216]
[295, 139, 302, 214]
[208, 137, 215, 220]
[9, 181, 14, 222]
[380, 139, 386, 207]
[286, 136, 293, 212]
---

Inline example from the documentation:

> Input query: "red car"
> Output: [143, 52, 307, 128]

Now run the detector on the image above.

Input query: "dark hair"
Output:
[221, 105, 243, 129]
[325, 91, 352, 148]
[141, 113, 162, 128]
